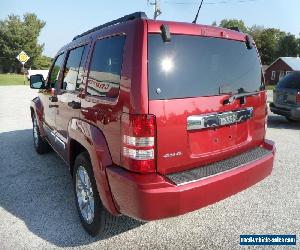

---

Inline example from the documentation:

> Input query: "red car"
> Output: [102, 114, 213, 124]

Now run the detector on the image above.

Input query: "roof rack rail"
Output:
[228, 26, 240, 32]
[73, 12, 148, 41]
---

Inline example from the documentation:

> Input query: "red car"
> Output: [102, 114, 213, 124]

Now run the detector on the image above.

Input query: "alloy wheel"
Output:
[76, 165, 95, 224]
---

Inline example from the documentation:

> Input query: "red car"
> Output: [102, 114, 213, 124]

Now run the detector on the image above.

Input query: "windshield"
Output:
[148, 34, 262, 100]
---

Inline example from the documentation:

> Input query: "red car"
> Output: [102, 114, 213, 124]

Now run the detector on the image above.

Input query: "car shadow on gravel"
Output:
[267, 114, 300, 130]
[0, 129, 144, 247]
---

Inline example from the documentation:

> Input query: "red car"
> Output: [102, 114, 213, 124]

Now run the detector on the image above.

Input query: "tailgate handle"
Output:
[187, 108, 253, 131]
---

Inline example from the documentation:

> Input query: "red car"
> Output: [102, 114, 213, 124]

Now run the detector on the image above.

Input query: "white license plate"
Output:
[277, 95, 284, 102]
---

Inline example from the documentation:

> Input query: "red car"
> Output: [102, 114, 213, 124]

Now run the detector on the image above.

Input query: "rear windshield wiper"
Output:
[222, 89, 260, 105]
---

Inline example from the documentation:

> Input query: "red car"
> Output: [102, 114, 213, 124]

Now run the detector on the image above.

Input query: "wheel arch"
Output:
[69, 139, 88, 176]
[68, 118, 119, 216]
[30, 97, 45, 136]
[30, 106, 34, 120]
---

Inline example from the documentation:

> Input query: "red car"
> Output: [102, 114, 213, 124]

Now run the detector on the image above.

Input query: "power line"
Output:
[164, 0, 258, 5]
[146, 0, 259, 20]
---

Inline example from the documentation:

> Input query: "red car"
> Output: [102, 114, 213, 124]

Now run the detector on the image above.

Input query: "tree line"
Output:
[0, 13, 52, 73]
[0, 13, 299, 73]
[213, 19, 300, 65]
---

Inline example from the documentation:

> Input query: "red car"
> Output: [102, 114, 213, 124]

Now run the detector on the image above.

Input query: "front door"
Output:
[41, 53, 65, 145]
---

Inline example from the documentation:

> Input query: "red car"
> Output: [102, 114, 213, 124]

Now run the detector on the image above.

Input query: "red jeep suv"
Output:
[30, 12, 275, 236]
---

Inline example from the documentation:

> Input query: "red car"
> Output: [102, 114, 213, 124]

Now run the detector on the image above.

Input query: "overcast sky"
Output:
[1, 0, 299, 57]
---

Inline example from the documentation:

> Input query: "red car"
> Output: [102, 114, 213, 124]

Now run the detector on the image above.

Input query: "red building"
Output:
[265, 57, 300, 85]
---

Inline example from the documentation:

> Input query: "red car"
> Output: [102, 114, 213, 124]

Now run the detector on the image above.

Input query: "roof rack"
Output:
[228, 26, 240, 32]
[73, 12, 148, 41]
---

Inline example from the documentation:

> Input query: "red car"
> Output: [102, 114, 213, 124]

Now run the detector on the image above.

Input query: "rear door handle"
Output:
[49, 96, 58, 102]
[68, 101, 81, 109]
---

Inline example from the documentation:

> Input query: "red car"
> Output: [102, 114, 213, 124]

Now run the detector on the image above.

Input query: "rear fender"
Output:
[68, 118, 119, 216]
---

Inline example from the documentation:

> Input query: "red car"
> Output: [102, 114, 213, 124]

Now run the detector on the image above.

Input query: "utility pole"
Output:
[148, 0, 162, 20]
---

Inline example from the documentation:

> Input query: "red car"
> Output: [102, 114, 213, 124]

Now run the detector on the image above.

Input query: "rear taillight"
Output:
[296, 92, 300, 104]
[121, 114, 156, 173]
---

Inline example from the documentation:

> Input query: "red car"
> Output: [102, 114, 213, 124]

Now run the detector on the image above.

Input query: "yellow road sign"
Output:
[16, 51, 30, 64]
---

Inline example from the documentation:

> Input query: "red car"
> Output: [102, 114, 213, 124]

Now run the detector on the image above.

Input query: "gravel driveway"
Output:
[0, 86, 299, 249]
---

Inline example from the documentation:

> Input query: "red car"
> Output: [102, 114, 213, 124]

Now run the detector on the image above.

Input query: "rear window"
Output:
[148, 34, 262, 100]
[277, 72, 300, 90]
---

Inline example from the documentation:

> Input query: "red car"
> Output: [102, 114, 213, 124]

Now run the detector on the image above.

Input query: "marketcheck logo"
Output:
[240, 235, 296, 246]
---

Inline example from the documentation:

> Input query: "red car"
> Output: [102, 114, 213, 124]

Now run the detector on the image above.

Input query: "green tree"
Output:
[276, 33, 298, 58]
[0, 13, 45, 73]
[249, 28, 285, 65]
[248, 25, 264, 54]
[32, 55, 52, 70]
[213, 19, 299, 65]
[218, 19, 248, 33]
[249, 25, 264, 42]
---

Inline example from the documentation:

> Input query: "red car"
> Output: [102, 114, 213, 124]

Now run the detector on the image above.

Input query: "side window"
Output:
[279, 70, 284, 80]
[77, 45, 89, 89]
[62, 45, 88, 91]
[48, 53, 65, 88]
[87, 35, 125, 98]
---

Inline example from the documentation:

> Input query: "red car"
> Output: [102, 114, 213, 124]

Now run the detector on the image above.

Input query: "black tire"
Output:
[285, 116, 299, 122]
[73, 151, 117, 236]
[32, 114, 51, 154]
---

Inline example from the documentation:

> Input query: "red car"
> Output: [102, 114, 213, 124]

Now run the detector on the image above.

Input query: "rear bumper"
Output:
[107, 140, 275, 221]
[270, 102, 300, 120]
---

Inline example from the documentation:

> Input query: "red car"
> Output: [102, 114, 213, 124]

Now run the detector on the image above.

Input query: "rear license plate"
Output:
[187, 108, 253, 131]
[277, 93, 287, 103]
[219, 113, 237, 125]
[277, 95, 284, 103]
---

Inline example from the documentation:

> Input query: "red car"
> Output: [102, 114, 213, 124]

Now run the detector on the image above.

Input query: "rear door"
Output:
[148, 34, 266, 174]
[80, 35, 126, 163]
[55, 44, 89, 158]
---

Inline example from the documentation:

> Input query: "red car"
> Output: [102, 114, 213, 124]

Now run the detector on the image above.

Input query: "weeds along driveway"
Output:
[0, 86, 299, 249]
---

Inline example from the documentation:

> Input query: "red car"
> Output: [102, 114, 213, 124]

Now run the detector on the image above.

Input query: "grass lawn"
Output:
[0, 73, 29, 86]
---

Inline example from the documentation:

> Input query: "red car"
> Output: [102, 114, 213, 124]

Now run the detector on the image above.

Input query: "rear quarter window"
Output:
[87, 35, 126, 99]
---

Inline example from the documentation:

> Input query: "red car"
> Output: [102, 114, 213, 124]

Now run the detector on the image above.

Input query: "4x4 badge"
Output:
[163, 152, 182, 158]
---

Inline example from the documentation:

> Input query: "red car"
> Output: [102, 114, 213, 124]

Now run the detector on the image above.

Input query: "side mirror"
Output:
[30, 74, 45, 89]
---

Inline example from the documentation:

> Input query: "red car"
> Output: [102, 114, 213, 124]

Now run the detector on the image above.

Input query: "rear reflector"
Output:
[123, 135, 154, 147]
[121, 114, 156, 173]
[297, 92, 300, 104]
[123, 147, 154, 160]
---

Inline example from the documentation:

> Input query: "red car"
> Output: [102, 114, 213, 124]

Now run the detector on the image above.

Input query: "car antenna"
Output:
[192, 0, 204, 24]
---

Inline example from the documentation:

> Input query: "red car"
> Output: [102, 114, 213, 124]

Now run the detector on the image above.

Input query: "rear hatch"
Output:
[274, 72, 300, 107]
[148, 34, 266, 174]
